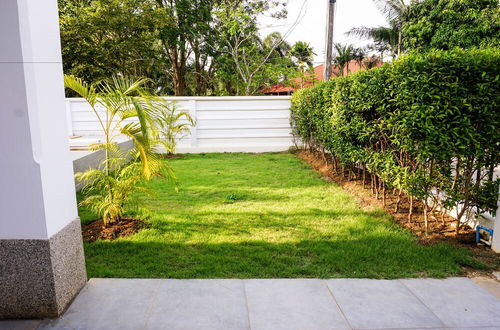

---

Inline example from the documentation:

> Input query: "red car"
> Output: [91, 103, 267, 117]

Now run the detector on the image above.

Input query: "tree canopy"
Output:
[58, 0, 303, 96]
[403, 0, 500, 51]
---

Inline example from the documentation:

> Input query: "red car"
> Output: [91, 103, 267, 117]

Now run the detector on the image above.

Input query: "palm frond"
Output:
[373, 0, 408, 24]
[64, 75, 98, 107]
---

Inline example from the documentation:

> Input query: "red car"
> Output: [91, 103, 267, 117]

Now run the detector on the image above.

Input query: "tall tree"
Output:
[58, 0, 168, 92]
[214, 0, 291, 95]
[403, 0, 500, 51]
[347, 25, 398, 59]
[346, 0, 409, 58]
[290, 41, 315, 87]
[153, 0, 215, 96]
[290, 41, 315, 70]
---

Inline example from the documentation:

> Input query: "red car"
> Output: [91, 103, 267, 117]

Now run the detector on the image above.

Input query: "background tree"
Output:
[403, 0, 500, 51]
[347, 25, 398, 59]
[58, 0, 168, 93]
[347, 0, 409, 59]
[333, 43, 355, 76]
[214, 0, 294, 95]
[290, 41, 315, 88]
[153, 0, 216, 96]
[59, 0, 300, 96]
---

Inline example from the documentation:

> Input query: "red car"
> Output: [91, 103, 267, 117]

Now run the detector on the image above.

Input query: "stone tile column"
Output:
[492, 201, 500, 253]
[0, 0, 87, 319]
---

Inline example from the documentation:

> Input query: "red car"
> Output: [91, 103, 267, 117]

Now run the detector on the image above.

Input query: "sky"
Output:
[259, 0, 388, 64]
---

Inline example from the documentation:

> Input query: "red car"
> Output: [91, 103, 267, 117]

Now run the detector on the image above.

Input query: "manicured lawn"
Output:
[81, 152, 482, 278]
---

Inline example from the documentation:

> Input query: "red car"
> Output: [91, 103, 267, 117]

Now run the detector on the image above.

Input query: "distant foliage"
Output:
[403, 0, 500, 51]
[291, 49, 500, 234]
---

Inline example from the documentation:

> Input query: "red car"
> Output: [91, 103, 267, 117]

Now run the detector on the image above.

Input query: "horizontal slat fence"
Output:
[66, 96, 293, 153]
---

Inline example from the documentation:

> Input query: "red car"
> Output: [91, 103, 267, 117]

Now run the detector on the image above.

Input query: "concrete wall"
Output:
[72, 140, 134, 191]
[66, 96, 293, 153]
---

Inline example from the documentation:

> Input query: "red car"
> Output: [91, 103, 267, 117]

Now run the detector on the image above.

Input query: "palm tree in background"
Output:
[263, 32, 291, 58]
[333, 43, 355, 76]
[290, 41, 315, 69]
[346, 0, 409, 58]
[290, 41, 315, 87]
[347, 25, 398, 59]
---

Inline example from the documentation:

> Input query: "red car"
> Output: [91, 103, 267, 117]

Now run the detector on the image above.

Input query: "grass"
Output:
[80, 152, 484, 278]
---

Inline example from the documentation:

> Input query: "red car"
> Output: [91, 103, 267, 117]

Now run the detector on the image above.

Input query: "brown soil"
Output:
[297, 150, 500, 277]
[82, 218, 147, 243]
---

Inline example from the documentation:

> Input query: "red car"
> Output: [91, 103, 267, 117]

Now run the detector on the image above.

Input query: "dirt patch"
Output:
[297, 150, 500, 276]
[82, 218, 147, 243]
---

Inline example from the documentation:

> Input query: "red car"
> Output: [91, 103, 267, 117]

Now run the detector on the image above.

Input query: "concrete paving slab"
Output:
[472, 277, 500, 299]
[401, 277, 500, 328]
[1, 277, 500, 330]
[38, 278, 162, 330]
[326, 279, 444, 330]
[146, 279, 249, 330]
[245, 279, 350, 330]
[0, 320, 41, 330]
[449, 328, 500, 330]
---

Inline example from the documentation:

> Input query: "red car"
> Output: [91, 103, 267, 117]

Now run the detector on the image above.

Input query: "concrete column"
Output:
[0, 0, 87, 319]
[492, 195, 500, 253]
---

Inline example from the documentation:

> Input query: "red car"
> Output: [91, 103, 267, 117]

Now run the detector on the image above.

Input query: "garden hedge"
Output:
[291, 49, 500, 232]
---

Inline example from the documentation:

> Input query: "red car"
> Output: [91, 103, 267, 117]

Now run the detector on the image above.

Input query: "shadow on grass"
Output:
[83, 234, 480, 280]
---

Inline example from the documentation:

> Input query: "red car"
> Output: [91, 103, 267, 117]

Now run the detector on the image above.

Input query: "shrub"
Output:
[291, 49, 500, 234]
[65, 75, 181, 225]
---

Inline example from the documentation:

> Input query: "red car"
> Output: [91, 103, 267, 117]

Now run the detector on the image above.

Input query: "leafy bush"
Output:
[403, 0, 500, 51]
[291, 49, 500, 234]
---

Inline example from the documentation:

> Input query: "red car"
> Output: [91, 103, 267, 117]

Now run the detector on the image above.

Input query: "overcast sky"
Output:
[259, 0, 388, 64]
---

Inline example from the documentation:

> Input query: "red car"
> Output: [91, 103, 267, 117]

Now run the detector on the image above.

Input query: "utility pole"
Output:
[324, 0, 336, 81]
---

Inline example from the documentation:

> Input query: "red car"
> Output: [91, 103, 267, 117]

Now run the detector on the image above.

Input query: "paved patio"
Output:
[2, 277, 500, 330]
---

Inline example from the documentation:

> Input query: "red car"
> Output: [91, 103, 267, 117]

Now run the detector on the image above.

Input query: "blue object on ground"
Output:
[476, 225, 494, 245]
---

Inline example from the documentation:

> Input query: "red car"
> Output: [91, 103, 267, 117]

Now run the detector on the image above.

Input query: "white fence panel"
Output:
[66, 96, 293, 153]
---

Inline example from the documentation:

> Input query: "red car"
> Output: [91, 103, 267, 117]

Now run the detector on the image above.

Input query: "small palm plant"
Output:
[153, 101, 195, 155]
[65, 75, 178, 225]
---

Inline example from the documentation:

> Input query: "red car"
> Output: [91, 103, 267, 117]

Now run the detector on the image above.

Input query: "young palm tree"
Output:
[154, 101, 195, 155]
[65, 75, 178, 225]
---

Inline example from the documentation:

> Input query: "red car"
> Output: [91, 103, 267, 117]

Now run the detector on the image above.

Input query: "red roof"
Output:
[262, 59, 383, 95]
[260, 83, 295, 94]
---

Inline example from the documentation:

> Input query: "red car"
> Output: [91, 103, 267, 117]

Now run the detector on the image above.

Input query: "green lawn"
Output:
[81, 152, 483, 278]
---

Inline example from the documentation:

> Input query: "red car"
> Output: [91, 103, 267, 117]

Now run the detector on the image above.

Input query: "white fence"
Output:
[66, 96, 293, 153]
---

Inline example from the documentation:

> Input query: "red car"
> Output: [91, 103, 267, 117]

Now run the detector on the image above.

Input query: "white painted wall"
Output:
[0, 0, 78, 240]
[66, 96, 294, 153]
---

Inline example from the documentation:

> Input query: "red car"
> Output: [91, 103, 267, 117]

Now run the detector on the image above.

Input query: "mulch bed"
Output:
[82, 218, 147, 243]
[297, 150, 500, 276]
[297, 150, 475, 242]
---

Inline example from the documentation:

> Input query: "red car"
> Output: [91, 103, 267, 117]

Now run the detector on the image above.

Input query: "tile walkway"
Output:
[1, 277, 500, 330]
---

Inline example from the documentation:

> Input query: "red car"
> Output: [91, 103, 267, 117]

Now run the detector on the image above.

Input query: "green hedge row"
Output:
[291, 49, 500, 232]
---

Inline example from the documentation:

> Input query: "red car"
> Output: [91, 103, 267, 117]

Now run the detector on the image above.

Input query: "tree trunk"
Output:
[408, 196, 413, 223]
[394, 189, 402, 213]
[382, 182, 386, 206]
[423, 197, 429, 234]
[362, 165, 367, 188]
